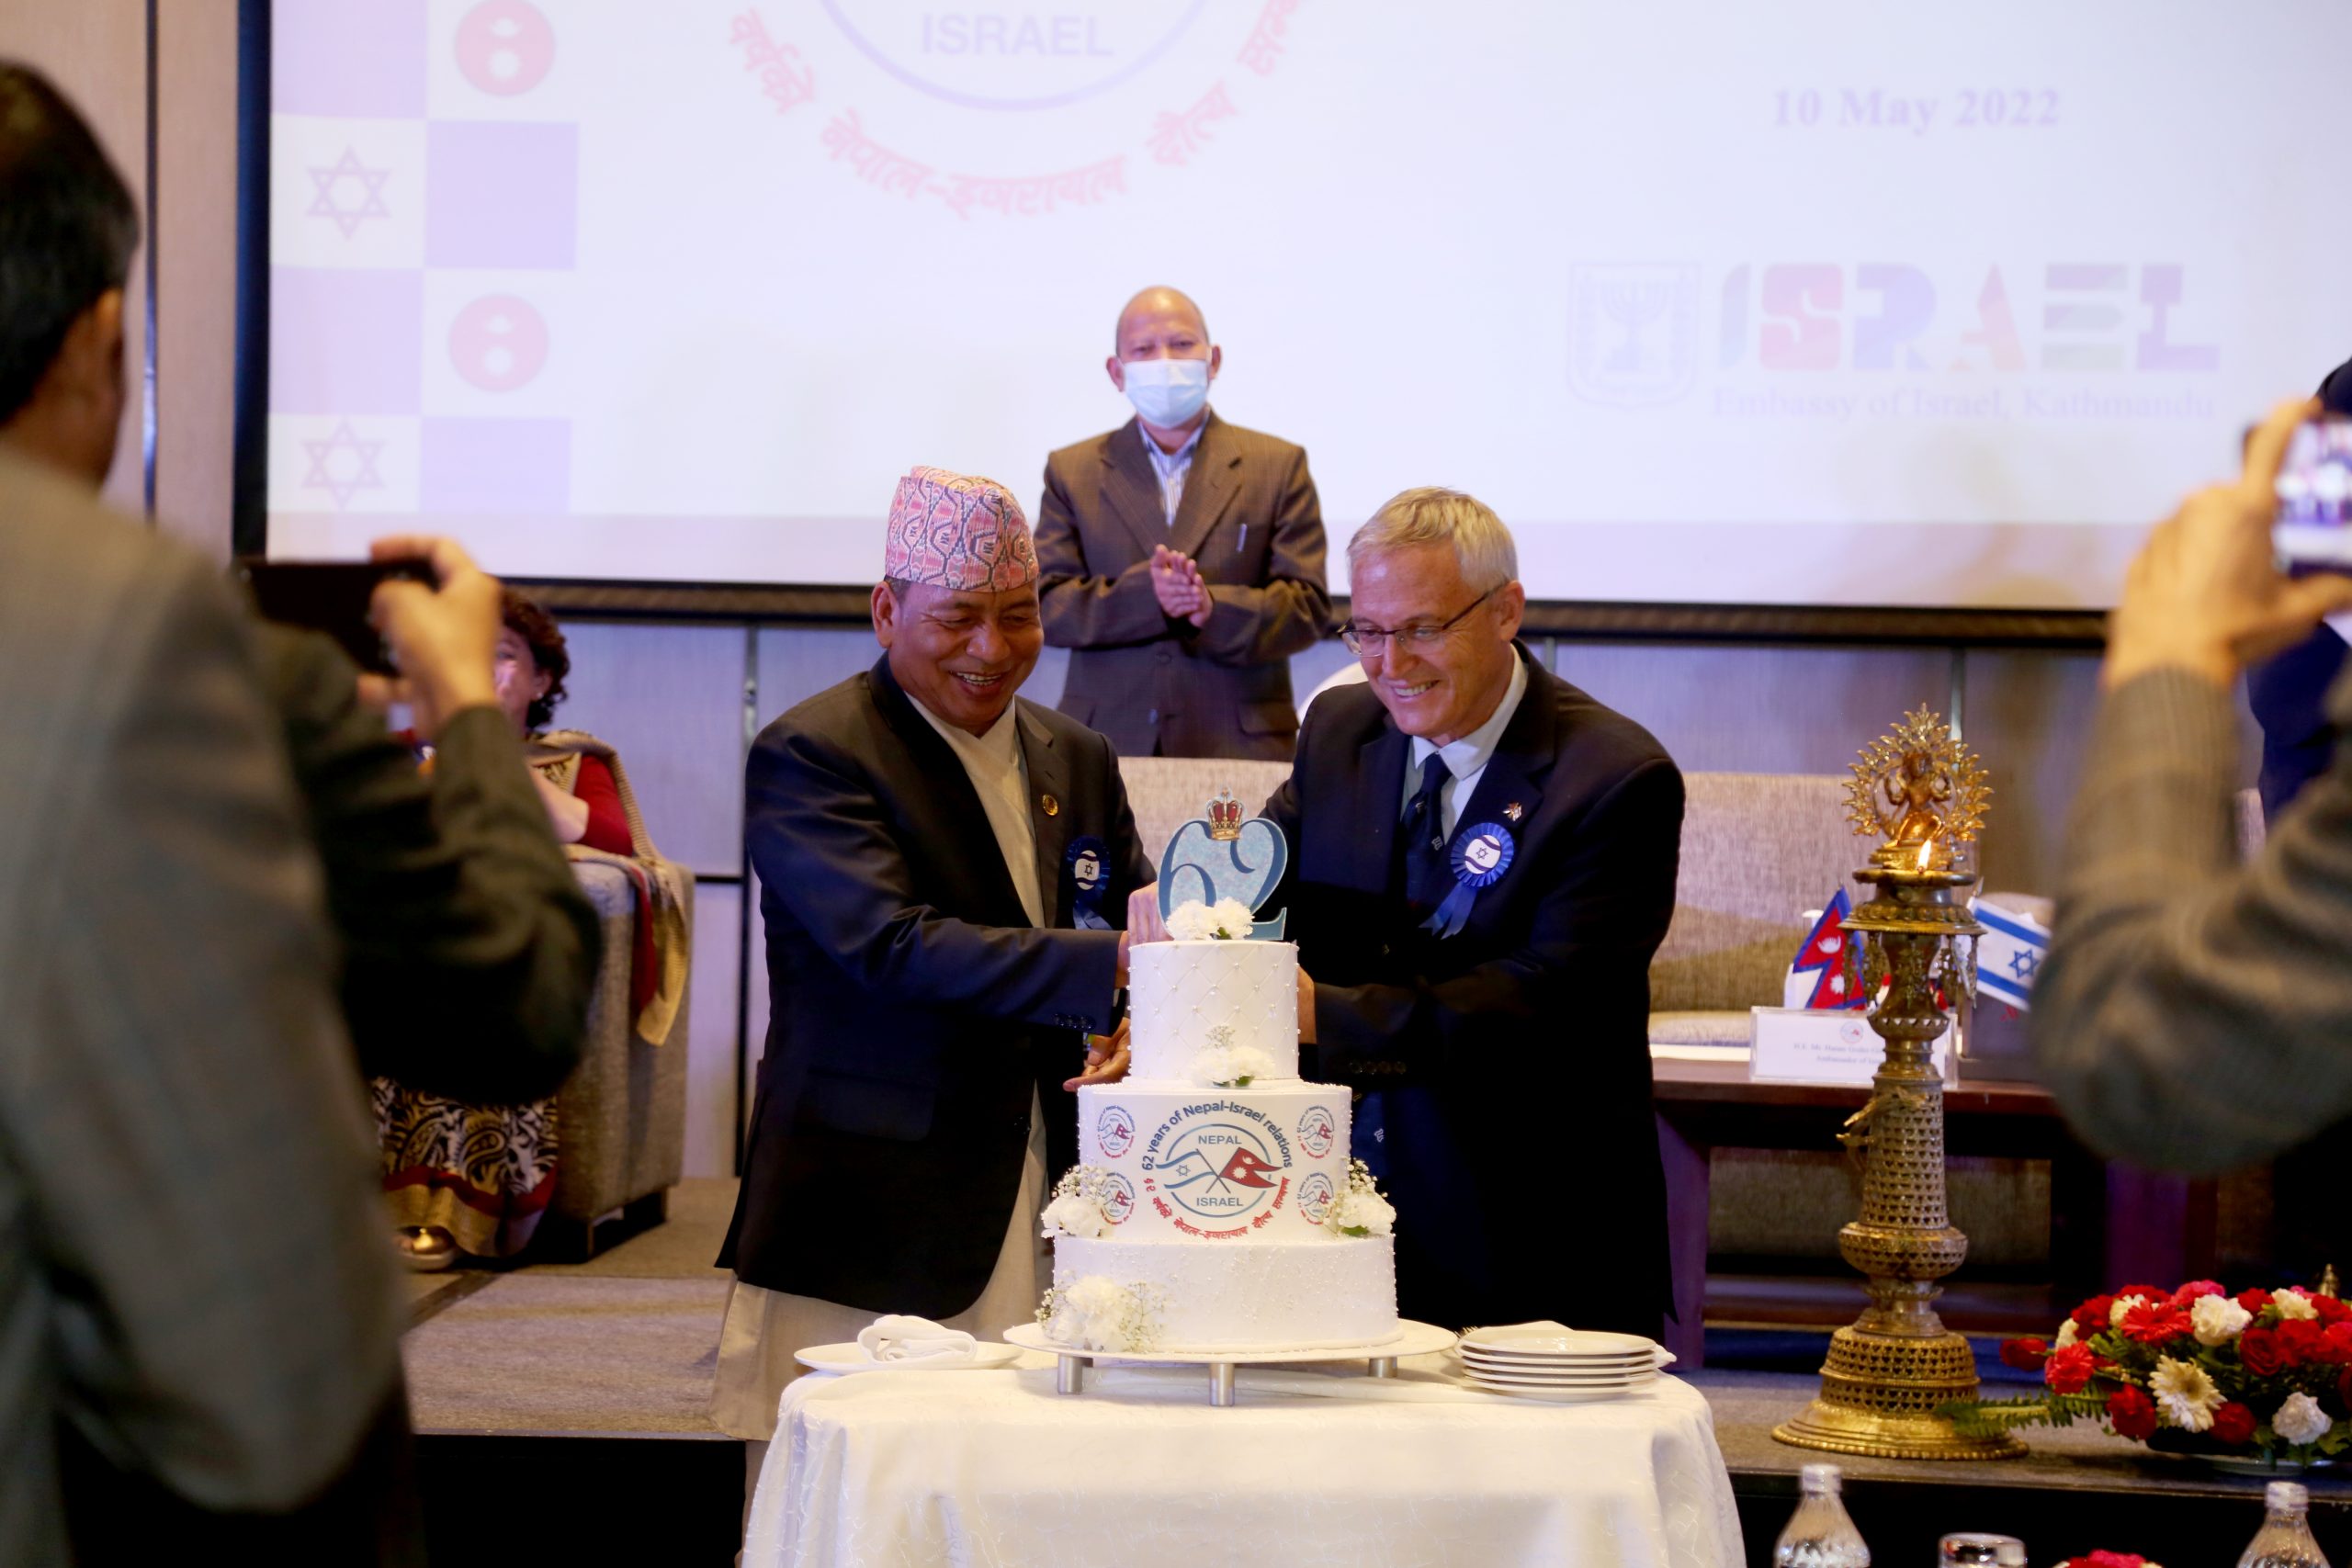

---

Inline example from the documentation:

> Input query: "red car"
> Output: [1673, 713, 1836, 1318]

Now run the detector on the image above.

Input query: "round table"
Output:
[744, 1350, 1743, 1566]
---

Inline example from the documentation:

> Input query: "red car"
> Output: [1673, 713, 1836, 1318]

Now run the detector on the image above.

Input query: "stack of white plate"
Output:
[1455, 1326, 1670, 1402]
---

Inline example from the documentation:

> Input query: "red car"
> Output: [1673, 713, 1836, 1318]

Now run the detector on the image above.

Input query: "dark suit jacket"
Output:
[1261, 649, 1685, 1334]
[2248, 617, 2350, 822]
[1035, 412, 1330, 761]
[258, 626, 599, 1104]
[719, 657, 1153, 1317]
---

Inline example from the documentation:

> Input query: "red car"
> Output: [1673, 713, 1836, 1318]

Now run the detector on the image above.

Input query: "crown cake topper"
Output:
[1157, 791, 1289, 938]
[1205, 791, 1245, 840]
[1845, 705, 1992, 872]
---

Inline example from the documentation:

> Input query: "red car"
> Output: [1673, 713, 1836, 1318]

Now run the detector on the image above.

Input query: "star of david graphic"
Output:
[306, 149, 391, 240]
[300, 421, 386, 509]
[2007, 947, 2041, 983]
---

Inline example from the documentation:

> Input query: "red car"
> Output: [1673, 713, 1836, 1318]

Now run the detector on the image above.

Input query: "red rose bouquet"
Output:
[1943, 1280, 2351, 1465]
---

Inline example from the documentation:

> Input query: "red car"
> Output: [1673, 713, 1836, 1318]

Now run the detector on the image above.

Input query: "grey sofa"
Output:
[542, 861, 691, 1258]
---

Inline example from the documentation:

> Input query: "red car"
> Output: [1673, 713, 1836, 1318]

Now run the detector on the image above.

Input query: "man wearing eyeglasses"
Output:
[1131, 488, 1686, 1337]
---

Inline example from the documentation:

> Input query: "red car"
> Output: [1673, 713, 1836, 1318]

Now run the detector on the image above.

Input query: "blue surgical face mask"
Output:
[1122, 355, 1212, 427]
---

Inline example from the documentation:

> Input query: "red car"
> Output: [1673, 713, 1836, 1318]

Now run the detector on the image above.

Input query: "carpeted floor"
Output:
[402, 1177, 736, 1439]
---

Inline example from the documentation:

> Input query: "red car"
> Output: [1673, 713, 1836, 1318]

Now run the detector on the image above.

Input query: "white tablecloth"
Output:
[745, 1352, 1744, 1567]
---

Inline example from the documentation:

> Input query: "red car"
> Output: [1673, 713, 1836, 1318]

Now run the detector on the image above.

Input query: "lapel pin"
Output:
[1504, 802, 1523, 822]
[1041, 794, 1060, 818]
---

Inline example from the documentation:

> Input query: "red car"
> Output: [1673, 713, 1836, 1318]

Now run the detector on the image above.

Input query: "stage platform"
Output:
[402, 1179, 2352, 1566]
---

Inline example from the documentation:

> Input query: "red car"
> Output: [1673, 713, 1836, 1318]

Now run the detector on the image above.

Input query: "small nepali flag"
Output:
[1973, 898, 2051, 1010]
[1784, 888, 1869, 1010]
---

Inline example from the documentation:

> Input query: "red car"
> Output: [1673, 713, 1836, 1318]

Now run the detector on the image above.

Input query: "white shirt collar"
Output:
[908, 693, 1023, 767]
[1409, 650, 1530, 782]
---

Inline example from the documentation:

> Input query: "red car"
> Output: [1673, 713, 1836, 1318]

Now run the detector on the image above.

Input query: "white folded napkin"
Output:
[855, 1314, 979, 1366]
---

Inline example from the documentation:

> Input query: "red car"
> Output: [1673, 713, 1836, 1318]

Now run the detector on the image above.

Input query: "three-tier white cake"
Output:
[1043, 932, 1400, 1353]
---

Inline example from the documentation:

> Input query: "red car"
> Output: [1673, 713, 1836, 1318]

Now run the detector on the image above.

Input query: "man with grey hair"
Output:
[1033, 286, 1330, 760]
[1136, 487, 1684, 1334]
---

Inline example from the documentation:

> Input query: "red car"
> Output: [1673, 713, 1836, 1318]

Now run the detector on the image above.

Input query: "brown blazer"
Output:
[1034, 412, 1330, 761]
[2033, 667, 2352, 1173]
[0, 453, 401, 1565]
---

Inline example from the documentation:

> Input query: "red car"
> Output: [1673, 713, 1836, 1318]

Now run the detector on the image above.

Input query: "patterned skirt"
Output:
[372, 1077, 559, 1258]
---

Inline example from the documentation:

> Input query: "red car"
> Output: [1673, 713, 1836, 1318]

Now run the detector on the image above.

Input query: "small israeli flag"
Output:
[1973, 898, 2051, 1010]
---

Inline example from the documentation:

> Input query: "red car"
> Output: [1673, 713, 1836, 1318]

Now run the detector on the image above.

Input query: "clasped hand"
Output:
[1149, 544, 1212, 627]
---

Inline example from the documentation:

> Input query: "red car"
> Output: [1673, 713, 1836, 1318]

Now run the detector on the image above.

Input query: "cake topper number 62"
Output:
[1156, 794, 1290, 939]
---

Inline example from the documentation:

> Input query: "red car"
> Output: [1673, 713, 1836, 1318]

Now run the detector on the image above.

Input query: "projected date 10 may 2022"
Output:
[1774, 87, 2061, 134]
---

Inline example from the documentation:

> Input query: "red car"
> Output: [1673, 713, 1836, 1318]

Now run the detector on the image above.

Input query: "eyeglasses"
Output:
[1340, 585, 1498, 656]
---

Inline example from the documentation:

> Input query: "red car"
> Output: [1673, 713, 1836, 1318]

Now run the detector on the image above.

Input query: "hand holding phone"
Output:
[2272, 414, 2352, 571]
[2104, 399, 2352, 690]
[364, 536, 504, 742]
[236, 558, 433, 676]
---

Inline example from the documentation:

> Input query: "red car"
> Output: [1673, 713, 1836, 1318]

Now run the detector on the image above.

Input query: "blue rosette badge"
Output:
[1065, 836, 1113, 930]
[1156, 789, 1289, 940]
[1422, 820, 1515, 939]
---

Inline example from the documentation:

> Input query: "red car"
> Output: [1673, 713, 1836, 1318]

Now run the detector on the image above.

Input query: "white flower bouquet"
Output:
[1038, 1166, 1121, 1240]
[1324, 1157, 1396, 1239]
[1038, 1276, 1161, 1353]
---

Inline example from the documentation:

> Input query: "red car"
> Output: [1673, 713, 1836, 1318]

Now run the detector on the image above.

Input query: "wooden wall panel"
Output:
[753, 626, 883, 730]
[684, 880, 743, 1179]
[1962, 648, 2105, 896]
[0, 0, 148, 513]
[1962, 649, 2263, 895]
[548, 621, 749, 877]
[1555, 641, 1954, 777]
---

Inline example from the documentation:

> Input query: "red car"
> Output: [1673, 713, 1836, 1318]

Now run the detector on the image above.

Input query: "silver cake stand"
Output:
[1003, 1320, 1458, 1407]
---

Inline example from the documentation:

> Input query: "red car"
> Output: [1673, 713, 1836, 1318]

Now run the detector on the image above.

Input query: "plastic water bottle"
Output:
[2238, 1481, 2331, 1568]
[1772, 1462, 1870, 1566]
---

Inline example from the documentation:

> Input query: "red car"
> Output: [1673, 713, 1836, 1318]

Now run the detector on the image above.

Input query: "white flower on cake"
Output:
[2276, 1390, 2334, 1447]
[1324, 1157, 1396, 1239]
[1038, 1166, 1120, 1239]
[1038, 1276, 1159, 1352]
[2148, 1356, 2222, 1432]
[1189, 1023, 1276, 1088]
[2189, 1292, 2252, 1346]
[1166, 897, 1258, 942]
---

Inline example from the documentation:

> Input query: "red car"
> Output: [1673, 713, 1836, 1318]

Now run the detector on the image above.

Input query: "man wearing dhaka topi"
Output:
[713, 468, 1154, 1472]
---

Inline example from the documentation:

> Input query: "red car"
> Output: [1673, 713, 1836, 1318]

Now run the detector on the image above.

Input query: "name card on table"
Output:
[1748, 1007, 1953, 1087]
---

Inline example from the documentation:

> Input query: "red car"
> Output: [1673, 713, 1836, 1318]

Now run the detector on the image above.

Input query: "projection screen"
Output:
[249, 0, 2352, 606]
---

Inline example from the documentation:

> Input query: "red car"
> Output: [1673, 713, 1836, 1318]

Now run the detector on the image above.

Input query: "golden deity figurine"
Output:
[1776, 704, 2019, 1461]
[1844, 706, 1990, 870]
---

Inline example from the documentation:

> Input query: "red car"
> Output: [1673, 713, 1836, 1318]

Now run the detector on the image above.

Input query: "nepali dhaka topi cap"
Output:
[883, 465, 1038, 592]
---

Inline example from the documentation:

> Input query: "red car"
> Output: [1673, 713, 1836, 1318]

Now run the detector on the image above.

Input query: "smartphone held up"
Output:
[2273, 414, 2352, 572]
[233, 558, 434, 675]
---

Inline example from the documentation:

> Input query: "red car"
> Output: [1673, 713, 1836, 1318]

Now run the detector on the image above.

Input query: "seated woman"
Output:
[375, 591, 647, 1269]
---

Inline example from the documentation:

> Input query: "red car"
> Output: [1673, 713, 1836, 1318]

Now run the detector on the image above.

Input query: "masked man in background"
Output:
[1033, 286, 1330, 761]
